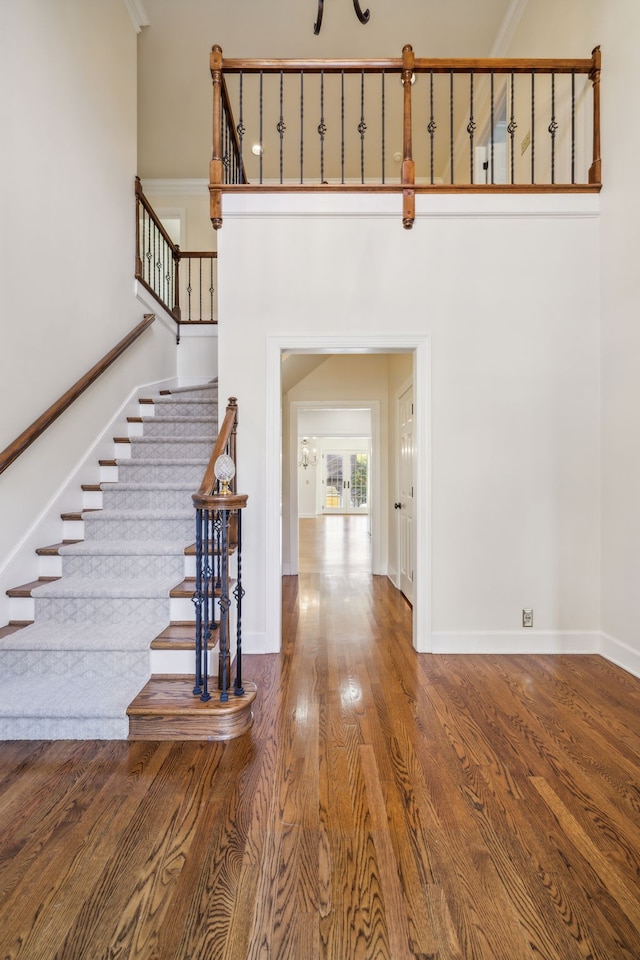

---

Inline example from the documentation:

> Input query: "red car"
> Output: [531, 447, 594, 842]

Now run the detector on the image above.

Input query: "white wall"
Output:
[218, 192, 600, 654]
[0, 0, 177, 610]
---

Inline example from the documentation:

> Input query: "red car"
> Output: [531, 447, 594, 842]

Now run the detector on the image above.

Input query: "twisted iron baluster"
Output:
[219, 508, 230, 702]
[490, 71, 495, 183]
[277, 70, 286, 184]
[571, 71, 576, 184]
[450, 70, 454, 183]
[200, 509, 212, 702]
[192, 508, 204, 696]
[341, 71, 345, 184]
[319, 71, 326, 183]
[428, 70, 436, 185]
[358, 70, 367, 183]
[531, 71, 535, 184]
[300, 72, 304, 183]
[549, 72, 558, 184]
[508, 72, 517, 185]
[234, 508, 245, 696]
[259, 70, 264, 184]
[381, 70, 385, 184]
[467, 72, 475, 183]
[237, 71, 245, 178]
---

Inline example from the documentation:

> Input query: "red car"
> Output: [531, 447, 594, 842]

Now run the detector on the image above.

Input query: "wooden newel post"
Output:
[134, 177, 143, 277]
[589, 45, 601, 185]
[401, 44, 416, 230]
[210, 44, 224, 229]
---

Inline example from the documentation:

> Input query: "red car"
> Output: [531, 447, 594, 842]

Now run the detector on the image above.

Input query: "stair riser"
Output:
[0, 717, 129, 739]
[0, 650, 148, 678]
[140, 419, 218, 438]
[40, 554, 198, 579]
[33, 597, 170, 624]
[150, 647, 219, 675]
[101, 490, 195, 511]
[152, 401, 217, 417]
[116, 464, 206, 484]
[82, 518, 194, 541]
[60, 555, 185, 580]
[128, 440, 216, 459]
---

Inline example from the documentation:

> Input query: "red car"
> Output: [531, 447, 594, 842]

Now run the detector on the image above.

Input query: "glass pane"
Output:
[350, 453, 368, 509]
[325, 453, 344, 509]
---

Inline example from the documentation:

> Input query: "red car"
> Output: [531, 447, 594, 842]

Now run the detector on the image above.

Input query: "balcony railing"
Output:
[209, 44, 601, 228]
[135, 178, 218, 339]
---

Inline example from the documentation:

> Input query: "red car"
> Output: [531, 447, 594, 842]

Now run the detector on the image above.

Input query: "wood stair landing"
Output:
[127, 676, 257, 741]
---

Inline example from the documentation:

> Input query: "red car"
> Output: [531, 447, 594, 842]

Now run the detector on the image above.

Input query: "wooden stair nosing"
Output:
[0, 621, 33, 639]
[36, 541, 82, 556]
[151, 621, 220, 651]
[6, 577, 60, 598]
[81, 484, 102, 492]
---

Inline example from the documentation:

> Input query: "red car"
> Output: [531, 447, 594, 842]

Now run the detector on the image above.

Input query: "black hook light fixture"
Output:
[314, 0, 371, 35]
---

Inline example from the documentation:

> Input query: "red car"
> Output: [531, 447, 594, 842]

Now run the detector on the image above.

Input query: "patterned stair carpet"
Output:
[0, 383, 217, 739]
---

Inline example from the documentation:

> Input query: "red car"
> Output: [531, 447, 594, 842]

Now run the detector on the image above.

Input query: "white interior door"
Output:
[397, 384, 414, 602]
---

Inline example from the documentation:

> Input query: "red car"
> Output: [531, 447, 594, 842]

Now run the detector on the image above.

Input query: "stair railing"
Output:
[192, 397, 248, 703]
[135, 178, 218, 340]
[209, 44, 602, 229]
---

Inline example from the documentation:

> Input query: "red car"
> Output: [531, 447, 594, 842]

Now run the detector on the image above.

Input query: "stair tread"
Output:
[151, 622, 219, 650]
[127, 676, 256, 718]
[6, 578, 59, 597]
[36, 541, 82, 556]
[0, 622, 32, 639]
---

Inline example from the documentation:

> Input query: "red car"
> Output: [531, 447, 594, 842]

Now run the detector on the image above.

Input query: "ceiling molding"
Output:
[490, 0, 529, 56]
[123, 0, 150, 33]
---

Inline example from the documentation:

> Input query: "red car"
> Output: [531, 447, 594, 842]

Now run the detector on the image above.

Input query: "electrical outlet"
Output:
[522, 608, 533, 628]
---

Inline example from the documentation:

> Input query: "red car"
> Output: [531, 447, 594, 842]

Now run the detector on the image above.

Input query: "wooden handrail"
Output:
[0, 315, 155, 477]
[194, 397, 238, 502]
[217, 54, 595, 76]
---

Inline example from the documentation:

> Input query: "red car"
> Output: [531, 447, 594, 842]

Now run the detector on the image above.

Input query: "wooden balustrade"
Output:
[210, 44, 602, 228]
[135, 178, 218, 333]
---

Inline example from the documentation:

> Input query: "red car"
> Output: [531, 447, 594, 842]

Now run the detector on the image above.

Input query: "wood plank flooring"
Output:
[0, 516, 640, 958]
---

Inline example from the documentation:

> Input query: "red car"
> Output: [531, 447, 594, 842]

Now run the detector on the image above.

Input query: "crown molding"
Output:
[123, 0, 150, 33]
[490, 0, 529, 56]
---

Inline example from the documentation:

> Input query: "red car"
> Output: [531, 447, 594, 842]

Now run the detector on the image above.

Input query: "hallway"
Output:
[0, 551, 639, 957]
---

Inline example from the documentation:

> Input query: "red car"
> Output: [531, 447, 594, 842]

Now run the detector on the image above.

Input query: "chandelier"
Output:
[298, 438, 318, 469]
[314, 0, 370, 35]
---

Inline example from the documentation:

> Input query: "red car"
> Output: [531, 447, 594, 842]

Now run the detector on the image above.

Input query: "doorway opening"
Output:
[267, 338, 430, 653]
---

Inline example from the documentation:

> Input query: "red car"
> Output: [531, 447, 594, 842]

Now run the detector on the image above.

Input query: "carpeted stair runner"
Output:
[0, 382, 217, 739]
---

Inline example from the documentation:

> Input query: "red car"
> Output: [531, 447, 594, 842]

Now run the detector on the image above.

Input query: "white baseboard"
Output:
[599, 632, 640, 680]
[431, 630, 600, 655]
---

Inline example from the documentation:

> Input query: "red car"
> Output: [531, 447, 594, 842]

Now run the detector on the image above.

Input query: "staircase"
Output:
[0, 381, 255, 740]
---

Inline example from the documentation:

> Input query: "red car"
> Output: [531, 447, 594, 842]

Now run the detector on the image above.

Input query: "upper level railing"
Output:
[135, 178, 218, 339]
[209, 44, 601, 228]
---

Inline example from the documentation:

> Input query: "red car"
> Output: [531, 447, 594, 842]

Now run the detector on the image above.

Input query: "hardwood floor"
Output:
[1, 517, 640, 958]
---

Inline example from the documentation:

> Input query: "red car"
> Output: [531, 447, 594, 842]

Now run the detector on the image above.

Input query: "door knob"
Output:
[394, 502, 402, 509]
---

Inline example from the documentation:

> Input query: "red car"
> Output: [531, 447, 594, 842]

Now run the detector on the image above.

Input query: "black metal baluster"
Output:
[508, 72, 517, 184]
[450, 70, 454, 184]
[467, 72, 475, 184]
[192, 508, 204, 696]
[490, 70, 495, 184]
[341, 71, 345, 184]
[278, 70, 285, 184]
[187, 258, 192, 322]
[219, 508, 229, 702]
[300, 71, 304, 184]
[359, 70, 367, 183]
[319, 70, 326, 183]
[200, 509, 211, 702]
[571, 71, 576, 184]
[210, 258, 214, 322]
[549, 72, 557, 184]
[381, 70, 385, 184]
[199, 258, 203, 322]
[259, 70, 264, 184]
[428, 70, 436, 185]
[234, 508, 245, 696]
[237, 71, 245, 179]
[531, 71, 535, 184]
